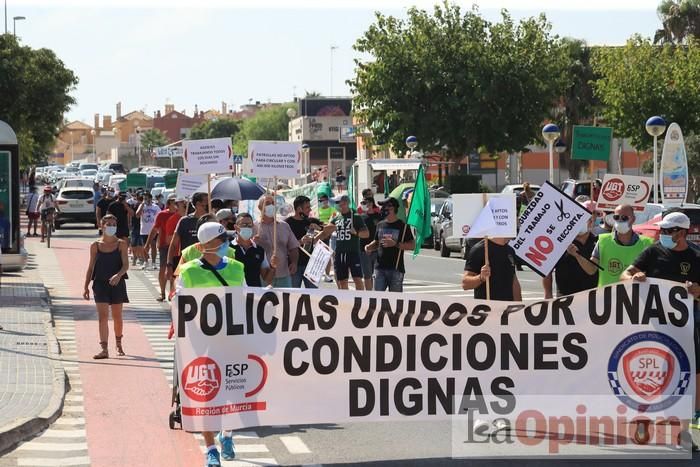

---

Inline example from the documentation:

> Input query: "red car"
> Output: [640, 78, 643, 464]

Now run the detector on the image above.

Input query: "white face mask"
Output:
[104, 225, 117, 237]
[577, 223, 590, 236]
[264, 205, 276, 218]
[614, 221, 630, 234]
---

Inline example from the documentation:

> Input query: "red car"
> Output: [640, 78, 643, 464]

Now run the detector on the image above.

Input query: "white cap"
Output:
[657, 212, 690, 229]
[197, 222, 234, 244]
[215, 209, 235, 222]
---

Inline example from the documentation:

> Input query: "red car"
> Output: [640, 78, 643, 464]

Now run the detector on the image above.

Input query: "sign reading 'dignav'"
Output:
[246, 141, 301, 178]
[596, 174, 652, 212]
[451, 193, 517, 239]
[571, 125, 613, 161]
[510, 181, 592, 277]
[183, 137, 233, 175]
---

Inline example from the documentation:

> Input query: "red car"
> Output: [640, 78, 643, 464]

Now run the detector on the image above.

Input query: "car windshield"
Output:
[61, 190, 93, 200]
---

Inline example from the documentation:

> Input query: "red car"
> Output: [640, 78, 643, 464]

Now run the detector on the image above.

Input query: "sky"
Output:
[5, 0, 663, 124]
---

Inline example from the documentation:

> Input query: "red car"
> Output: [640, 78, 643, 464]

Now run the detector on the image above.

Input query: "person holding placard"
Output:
[543, 200, 600, 298]
[255, 194, 299, 288]
[462, 238, 522, 301]
[232, 212, 276, 287]
[577, 204, 653, 286]
[329, 195, 368, 290]
[285, 195, 333, 288]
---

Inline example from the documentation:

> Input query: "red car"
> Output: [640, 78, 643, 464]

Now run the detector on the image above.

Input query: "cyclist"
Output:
[37, 186, 58, 243]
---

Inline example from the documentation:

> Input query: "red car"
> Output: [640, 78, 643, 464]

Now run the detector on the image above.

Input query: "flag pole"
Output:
[207, 174, 212, 213]
[482, 193, 490, 300]
[273, 176, 278, 258]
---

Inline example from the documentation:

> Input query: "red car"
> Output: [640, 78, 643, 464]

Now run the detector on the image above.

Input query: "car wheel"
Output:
[433, 232, 441, 251]
[440, 238, 450, 257]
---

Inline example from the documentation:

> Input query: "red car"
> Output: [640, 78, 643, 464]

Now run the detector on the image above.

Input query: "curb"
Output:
[0, 291, 66, 456]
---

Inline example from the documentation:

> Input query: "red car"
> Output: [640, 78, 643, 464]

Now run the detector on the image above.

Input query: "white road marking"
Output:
[280, 435, 312, 454]
[17, 456, 90, 466]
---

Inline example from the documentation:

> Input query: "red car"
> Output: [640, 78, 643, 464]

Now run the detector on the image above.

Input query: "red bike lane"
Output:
[49, 237, 202, 467]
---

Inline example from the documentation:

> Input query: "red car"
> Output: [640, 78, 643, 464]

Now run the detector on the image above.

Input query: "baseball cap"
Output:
[379, 197, 399, 209]
[197, 222, 235, 244]
[338, 195, 350, 203]
[657, 212, 690, 229]
[215, 209, 235, 222]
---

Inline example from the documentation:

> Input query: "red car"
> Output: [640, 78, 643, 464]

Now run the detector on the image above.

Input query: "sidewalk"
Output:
[0, 259, 66, 455]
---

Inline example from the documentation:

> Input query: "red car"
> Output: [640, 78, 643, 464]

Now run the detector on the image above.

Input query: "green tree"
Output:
[233, 104, 293, 155]
[591, 35, 700, 150]
[0, 35, 78, 167]
[139, 128, 169, 153]
[189, 118, 240, 140]
[348, 2, 569, 158]
[654, 0, 700, 44]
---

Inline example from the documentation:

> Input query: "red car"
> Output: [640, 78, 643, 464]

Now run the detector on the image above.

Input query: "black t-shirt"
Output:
[361, 212, 381, 249]
[107, 201, 130, 238]
[553, 233, 598, 296]
[176, 215, 199, 251]
[464, 240, 517, 301]
[375, 219, 414, 273]
[285, 216, 322, 266]
[633, 243, 700, 285]
[232, 243, 266, 287]
[97, 198, 112, 218]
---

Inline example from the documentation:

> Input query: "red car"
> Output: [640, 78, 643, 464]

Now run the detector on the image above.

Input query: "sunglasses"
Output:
[612, 215, 630, 222]
[660, 227, 683, 234]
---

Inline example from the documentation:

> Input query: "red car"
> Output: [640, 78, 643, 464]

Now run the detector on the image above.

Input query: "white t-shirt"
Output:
[139, 202, 161, 235]
[26, 192, 40, 213]
[37, 194, 55, 211]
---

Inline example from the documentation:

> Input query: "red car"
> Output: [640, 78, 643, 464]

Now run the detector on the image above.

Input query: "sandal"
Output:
[156, 294, 166, 302]
[115, 335, 125, 356]
[93, 341, 109, 359]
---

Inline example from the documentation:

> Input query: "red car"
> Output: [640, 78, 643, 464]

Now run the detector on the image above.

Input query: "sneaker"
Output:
[141, 262, 149, 270]
[205, 448, 221, 467]
[218, 432, 235, 460]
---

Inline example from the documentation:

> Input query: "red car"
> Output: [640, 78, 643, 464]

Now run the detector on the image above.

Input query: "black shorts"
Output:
[159, 246, 169, 268]
[93, 279, 129, 305]
[40, 208, 55, 221]
[130, 234, 144, 247]
[334, 251, 362, 281]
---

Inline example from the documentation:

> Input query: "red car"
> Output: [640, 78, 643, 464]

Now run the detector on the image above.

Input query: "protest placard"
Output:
[509, 181, 592, 277]
[246, 141, 301, 179]
[302, 241, 333, 286]
[452, 194, 516, 239]
[175, 173, 207, 200]
[596, 174, 652, 212]
[183, 137, 233, 175]
[172, 278, 694, 453]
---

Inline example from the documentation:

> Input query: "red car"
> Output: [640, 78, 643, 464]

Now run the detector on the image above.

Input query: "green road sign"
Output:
[571, 125, 613, 161]
[126, 173, 147, 188]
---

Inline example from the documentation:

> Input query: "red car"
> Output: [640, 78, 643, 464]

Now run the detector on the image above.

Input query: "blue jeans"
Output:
[272, 276, 292, 288]
[291, 265, 317, 288]
[373, 268, 404, 292]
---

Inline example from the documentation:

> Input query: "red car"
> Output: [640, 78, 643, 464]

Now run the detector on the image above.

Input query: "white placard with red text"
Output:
[183, 137, 234, 175]
[246, 141, 301, 178]
[452, 193, 516, 238]
[596, 174, 652, 212]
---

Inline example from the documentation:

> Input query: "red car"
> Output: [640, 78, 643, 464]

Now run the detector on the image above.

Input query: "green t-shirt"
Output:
[331, 211, 366, 254]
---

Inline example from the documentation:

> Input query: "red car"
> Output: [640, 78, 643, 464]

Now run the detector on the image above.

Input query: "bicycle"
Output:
[42, 207, 56, 248]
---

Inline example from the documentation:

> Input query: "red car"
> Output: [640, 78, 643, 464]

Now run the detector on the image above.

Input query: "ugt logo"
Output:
[608, 258, 623, 275]
[622, 348, 674, 401]
[601, 178, 625, 202]
[182, 357, 221, 402]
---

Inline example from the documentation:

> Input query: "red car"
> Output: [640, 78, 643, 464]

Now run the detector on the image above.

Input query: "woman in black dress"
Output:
[83, 214, 130, 359]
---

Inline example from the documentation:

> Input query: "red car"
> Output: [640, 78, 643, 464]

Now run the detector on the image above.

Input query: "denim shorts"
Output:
[360, 250, 377, 279]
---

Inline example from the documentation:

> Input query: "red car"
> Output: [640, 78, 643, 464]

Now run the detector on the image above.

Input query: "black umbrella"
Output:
[194, 177, 266, 201]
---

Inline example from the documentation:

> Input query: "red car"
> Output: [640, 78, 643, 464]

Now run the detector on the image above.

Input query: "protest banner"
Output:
[452, 194, 517, 239]
[302, 240, 333, 286]
[173, 279, 694, 455]
[183, 137, 234, 176]
[246, 141, 301, 179]
[175, 172, 207, 200]
[661, 123, 689, 207]
[510, 182, 592, 277]
[596, 174, 652, 212]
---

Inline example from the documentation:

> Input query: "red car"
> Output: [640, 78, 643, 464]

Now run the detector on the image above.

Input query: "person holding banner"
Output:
[177, 222, 244, 466]
[462, 237, 522, 301]
[232, 212, 276, 287]
[579, 204, 653, 286]
[329, 195, 368, 290]
[255, 194, 299, 288]
[621, 211, 700, 438]
[543, 200, 600, 298]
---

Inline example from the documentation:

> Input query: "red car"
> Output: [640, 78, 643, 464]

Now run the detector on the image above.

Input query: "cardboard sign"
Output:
[183, 137, 234, 175]
[452, 193, 516, 238]
[510, 181, 592, 277]
[175, 173, 207, 200]
[302, 241, 333, 286]
[246, 141, 301, 178]
[596, 174, 652, 212]
[661, 123, 689, 207]
[571, 125, 613, 161]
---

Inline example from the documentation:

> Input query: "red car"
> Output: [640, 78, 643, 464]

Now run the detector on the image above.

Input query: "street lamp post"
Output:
[554, 139, 566, 186]
[12, 15, 24, 36]
[645, 116, 666, 204]
[330, 45, 338, 96]
[542, 124, 561, 183]
[135, 126, 142, 168]
[90, 129, 96, 163]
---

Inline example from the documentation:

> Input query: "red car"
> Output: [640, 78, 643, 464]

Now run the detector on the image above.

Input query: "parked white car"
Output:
[55, 187, 96, 228]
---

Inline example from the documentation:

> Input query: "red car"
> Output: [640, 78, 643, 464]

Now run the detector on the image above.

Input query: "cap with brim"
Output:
[657, 212, 690, 229]
[379, 197, 399, 209]
[215, 209, 235, 222]
[197, 222, 235, 244]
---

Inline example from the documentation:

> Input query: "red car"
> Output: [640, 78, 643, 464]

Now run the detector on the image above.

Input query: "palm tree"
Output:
[139, 129, 169, 155]
[654, 0, 700, 44]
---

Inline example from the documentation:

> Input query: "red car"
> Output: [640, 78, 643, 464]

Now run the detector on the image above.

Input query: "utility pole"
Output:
[330, 45, 338, 96]
[5, 0, 8, 35]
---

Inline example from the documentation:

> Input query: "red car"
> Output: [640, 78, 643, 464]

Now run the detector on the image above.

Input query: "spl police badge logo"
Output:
[608, 331, 690, 411]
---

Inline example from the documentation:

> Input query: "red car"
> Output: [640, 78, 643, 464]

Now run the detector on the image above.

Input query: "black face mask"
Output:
[381, 208, 389, 217]
[226, 222, 235, 230]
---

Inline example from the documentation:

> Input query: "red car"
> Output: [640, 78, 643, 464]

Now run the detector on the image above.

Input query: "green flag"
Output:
[347, 166, 356, 210]
[384, 174, 390, 196]
[406, 164, 431, 257]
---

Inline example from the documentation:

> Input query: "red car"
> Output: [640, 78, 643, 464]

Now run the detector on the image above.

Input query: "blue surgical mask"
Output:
[216, 242, 229, 258]
[264, 205, 276, 217]
[238, 227, 253, 240]
[659, 234, 677, 249]
[104, 226, 117, 237]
